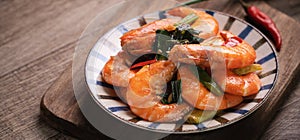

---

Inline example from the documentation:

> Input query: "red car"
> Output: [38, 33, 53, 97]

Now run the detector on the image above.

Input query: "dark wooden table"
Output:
[1, 0, 299, 139]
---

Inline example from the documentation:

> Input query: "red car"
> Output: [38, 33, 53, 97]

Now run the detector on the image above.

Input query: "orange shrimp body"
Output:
[121, 19, 176, 55]
[179, 66, 243, 110]
[130, 102, 191, 122]
[121, 19, 176, 46]
[168, 6, 219, 39]
[121, 7, 219, 56]
[169, 31, 256, 69]
[126, 61, 191, 122]
[102, 51, 136, 87]
[225, 71, 261, 96]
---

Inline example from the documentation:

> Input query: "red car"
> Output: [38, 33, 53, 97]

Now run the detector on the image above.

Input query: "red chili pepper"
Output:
[220, 32, 243, 47]
[239, 0, 282, 51]
[130, 59, 157, 69]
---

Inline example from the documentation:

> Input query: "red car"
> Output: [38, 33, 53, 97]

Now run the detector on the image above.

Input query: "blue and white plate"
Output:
[85, 9, 278, 133]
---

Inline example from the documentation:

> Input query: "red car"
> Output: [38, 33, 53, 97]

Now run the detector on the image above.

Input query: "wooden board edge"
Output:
[39, 65, 112, 140]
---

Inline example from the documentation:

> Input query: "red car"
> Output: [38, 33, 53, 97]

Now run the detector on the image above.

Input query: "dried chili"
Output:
[130, 59, 157, 69]
[239, 0, 282, 51]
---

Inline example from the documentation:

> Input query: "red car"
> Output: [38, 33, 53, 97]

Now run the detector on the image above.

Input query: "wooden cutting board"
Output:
[40, 1, 300, 139]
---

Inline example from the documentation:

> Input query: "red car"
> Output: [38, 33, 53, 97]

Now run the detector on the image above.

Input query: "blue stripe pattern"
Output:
[159, 11, 167, 19]
[148, 123, 160, 129]
[96, 80, 114, 89]
[257, 53, 275, 64]
[108, 106, 129, 112]
[90, 50, 109, 62]
[205, 10, 214, 16]
[260, 84, 273, 90]
[196, 123, 206, 129]
[238, 25, 252, 39]
[233, 109, 248, 114]
[117, 24, 128, 34]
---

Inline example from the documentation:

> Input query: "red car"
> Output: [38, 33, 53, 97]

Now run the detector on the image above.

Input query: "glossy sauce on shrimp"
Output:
[102, 51, 136, 87]
[126, 61, 192, 122]
[179, 65, 243, 110]
[121, 19, 176, 56]
[225, 71, 261, 96]
[169, 31, 256, 69]
[168, 6, 219, 39]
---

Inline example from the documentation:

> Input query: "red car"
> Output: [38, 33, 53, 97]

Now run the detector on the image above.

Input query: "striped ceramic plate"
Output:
[85, 9, 278, 133]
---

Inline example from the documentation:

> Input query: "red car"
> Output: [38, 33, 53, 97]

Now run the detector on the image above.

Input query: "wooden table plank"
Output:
[0, 0, 121, 77]
[0, 41, 73, 139]
[261, 76, 300, 139]
[267, 0, 300, 22]
[0, 0, 120, 139]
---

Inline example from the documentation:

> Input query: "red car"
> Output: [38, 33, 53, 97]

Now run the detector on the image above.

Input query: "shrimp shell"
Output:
[101, 51, 136, 87]
[225, 71, 261, 96]
[121, 7, 219, 56]
[169, 31, 256, 69]
[126, 60, 192, 122]
[168, 6, 219, 39]
[179, 65, 243, 110]
[121, 19, 176, 55]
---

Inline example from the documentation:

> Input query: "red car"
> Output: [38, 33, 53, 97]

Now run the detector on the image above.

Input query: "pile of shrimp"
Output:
[101, 7, 261, 123]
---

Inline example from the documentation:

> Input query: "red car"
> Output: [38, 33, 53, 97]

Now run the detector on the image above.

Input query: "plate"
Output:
[84, 8, 278, 134]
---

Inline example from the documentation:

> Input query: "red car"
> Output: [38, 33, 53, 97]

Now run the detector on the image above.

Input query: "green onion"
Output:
[174, 13, 199, 27]
[173, 24, 204, 44]
[160, 93, 170, 104]
[171, 80, 182, 104]
[186, 109, 216, 124]
[160, 80, 182, 104]
[190, 66, 224, 96]
[152, 12, 202, 58]
[155, 54, 168, 61]
[202, 81, 223, 96]
[232, 64, 263, 75]
[152, 25, 203, 58]
[152, 30, 173, 59]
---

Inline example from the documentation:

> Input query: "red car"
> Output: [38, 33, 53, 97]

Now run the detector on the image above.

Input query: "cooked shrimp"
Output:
[169, 31, 256, 69]
[126, 60, 192, 122]
[121, 7, 219, 56]
[168, 6, 219, 39]
[120, 19, 176, 46]
[121, 19, 176, 55]
[225, 71, 261, 96]
[102, 51, 136, 87]
[179, 65, 243, 110]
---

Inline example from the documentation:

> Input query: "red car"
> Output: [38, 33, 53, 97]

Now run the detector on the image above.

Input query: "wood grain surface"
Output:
[1, 0, 299, 139]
